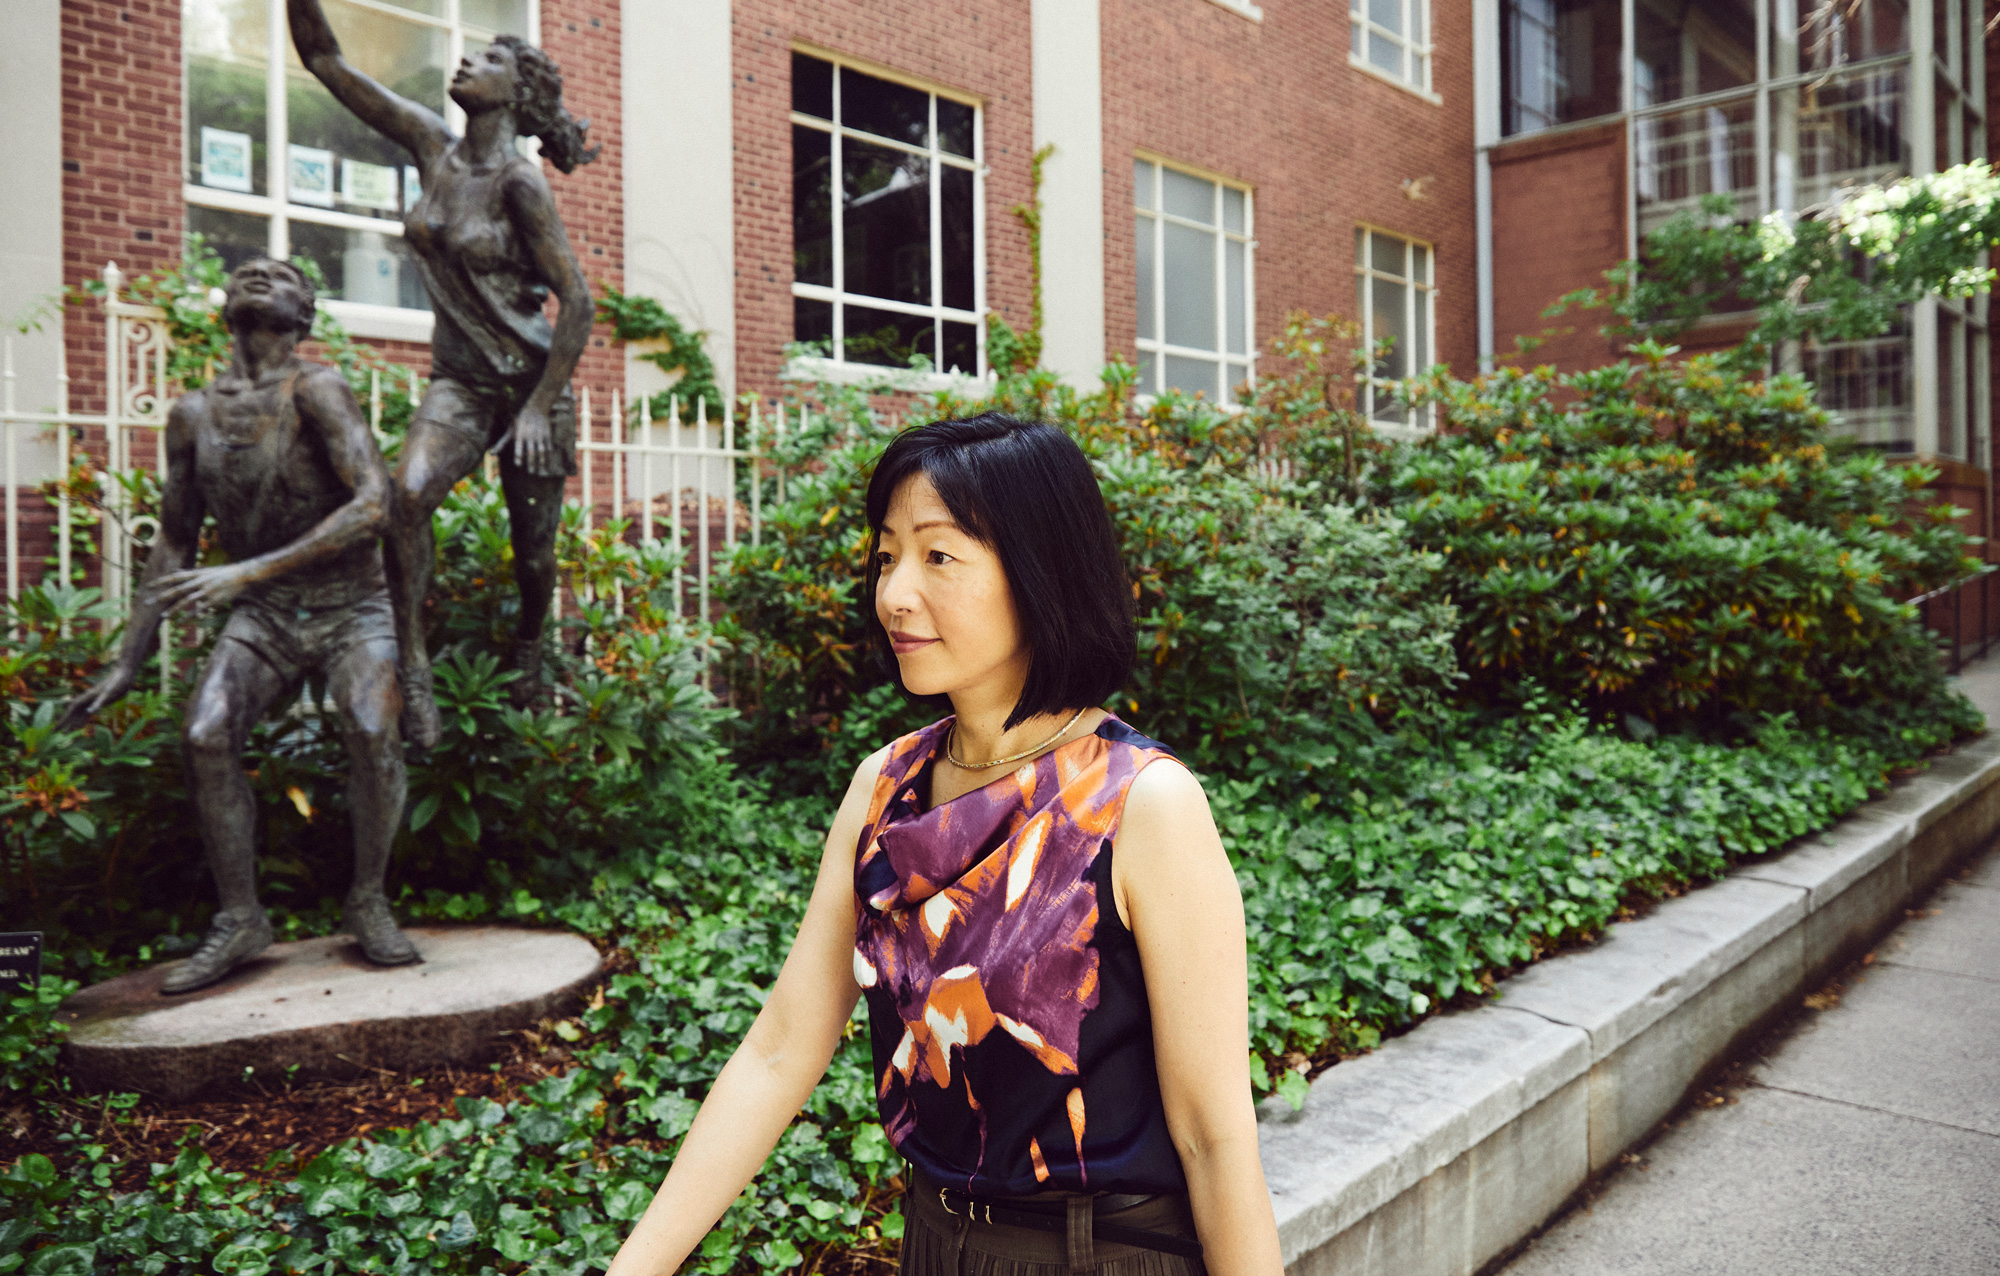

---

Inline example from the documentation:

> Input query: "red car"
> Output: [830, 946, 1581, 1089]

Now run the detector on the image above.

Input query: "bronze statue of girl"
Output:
[289, 0, 596, 747]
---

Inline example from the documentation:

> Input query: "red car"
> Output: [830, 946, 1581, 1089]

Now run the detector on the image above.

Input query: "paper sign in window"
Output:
[289, 146, 336, 208]
[342, 159, 400, 212]
[200, 127, 254, 194]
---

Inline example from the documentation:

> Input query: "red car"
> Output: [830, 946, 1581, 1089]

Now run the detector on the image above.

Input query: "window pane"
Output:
[1771, 64, 1909, 212]
[1414, 51, 1430, 85]
[940, 163, 975, 311]
[1163, 355, 1220, 400]
[1357, 270, 1368, 335]
[792, 125, 833, 287]
[1227, 363, 1251, 398]
[369, 0, 444, 15]
[1369, 0, 1401, 36]
[937, 99, 975, 158]
[940, 321, 978, 376]
[1634, 0, 1754, 106]
[841, 67, 928, 146]
[187, 0, 270, 194]
[1162, 222, 1217, 352]
[187, 204, 270, 273]
[1371, 233, 1405, 277]
[1137, 350, 1158, 393]
[291, 219, 429, 309]
[844, 304, 934, 368]
[1134, 159, 1155, 210]
[843, 138, 931, 305]
[794, 296, 833, 354]
[1162, 168, 1213, 224]
[288, 1, 445, 221]
[1372, 275, 1408, 380]
[1634, 97, 1758, 234]
[1222, 187, 1246, 234]
[461, 0, 526, 30]
[792, 52, 833, 119]
[1135, 215, 1156, 342]
[1502, 0, 1624, 135]
[1225, 238, 1246, 355]
[1355, 227, 1368, 266]
[1414, 0, 1428, 43]
[1352, 19, 1364, 55]
[1370, 30, 1402, 73]
[1782, 0, 1908, 74]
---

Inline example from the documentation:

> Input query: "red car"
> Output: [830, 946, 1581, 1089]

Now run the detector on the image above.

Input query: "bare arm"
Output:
[1116, 761, 1285, 1276]
[606, 749, 886, 1276]
[59, 400, 205, 727]
[498, 161, 593, 476]
[287, 0, 451, 166]
[148, 368, 390, 613]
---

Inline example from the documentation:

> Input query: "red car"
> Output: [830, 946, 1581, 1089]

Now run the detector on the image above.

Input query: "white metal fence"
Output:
[1, 263, 810, 647]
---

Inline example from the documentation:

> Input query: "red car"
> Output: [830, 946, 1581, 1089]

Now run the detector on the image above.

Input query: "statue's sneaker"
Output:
[160, 910, 275, 994]
[399, 659, 441, 751]
[343, 895, 421, 966]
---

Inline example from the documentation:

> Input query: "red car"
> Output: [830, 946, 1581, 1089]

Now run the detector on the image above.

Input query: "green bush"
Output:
[1389, 346, 1977, 721]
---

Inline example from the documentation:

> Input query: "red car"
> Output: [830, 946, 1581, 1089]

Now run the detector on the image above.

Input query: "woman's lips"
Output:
[889, 632, 937, 655]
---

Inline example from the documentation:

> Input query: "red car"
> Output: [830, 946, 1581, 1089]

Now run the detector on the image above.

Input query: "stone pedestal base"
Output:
[58, 926, 602, 1100]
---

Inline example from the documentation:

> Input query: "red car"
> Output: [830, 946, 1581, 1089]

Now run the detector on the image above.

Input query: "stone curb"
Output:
[1257, 731, 2000, 1276]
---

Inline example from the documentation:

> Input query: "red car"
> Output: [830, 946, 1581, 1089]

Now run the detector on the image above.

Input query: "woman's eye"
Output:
[927, 550, 955, 565]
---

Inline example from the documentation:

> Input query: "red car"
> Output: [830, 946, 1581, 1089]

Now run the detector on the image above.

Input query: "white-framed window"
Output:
[1133, 158, 1254, 402]
[183, 0, 536, 339]
[1351, 0, 1434, 94]
[789, 51, 985, 379]
[1354, 226, 1436, 432]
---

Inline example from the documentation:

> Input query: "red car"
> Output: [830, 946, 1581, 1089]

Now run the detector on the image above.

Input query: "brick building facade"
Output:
[4, 0, 1996, 598]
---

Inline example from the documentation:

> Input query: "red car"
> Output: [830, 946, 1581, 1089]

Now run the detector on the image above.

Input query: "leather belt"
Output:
[935, 1184, 1205, 1260]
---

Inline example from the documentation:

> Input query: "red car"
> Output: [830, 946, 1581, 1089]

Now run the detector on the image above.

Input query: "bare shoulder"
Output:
[501, 157, 556, 203]
[1124, 756, 1212, 824]
[843, 745, 894, 809]
[167, 390, 207, 429]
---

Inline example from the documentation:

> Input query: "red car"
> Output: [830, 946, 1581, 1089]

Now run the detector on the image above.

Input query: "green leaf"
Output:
[1276, 1069, 1311, 1112]
[603, 1179, 653, 1222]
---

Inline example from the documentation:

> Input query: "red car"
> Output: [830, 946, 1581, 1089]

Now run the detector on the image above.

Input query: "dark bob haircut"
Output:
[864, 412, 1135, 732]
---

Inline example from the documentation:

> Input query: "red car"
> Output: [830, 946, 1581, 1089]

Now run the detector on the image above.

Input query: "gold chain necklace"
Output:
[946, 707, 1089, 770]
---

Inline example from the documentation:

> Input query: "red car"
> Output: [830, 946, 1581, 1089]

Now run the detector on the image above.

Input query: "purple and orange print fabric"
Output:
[852, 714, 1189, 1198]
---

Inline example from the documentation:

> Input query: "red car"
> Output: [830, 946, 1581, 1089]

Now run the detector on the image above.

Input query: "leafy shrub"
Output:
[1389, 345, 1977, 721]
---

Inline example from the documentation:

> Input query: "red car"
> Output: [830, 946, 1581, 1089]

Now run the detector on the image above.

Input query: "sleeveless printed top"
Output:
[852, 714, 1187, 1198]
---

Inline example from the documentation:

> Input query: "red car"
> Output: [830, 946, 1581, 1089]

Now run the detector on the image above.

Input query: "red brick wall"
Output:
[61, 0, 183, 432]
[1488, 121, 1627, 374]
[730, 0, 1038, 401]
[541, 0, 624, 397]
[1101, 0, 1479, 384]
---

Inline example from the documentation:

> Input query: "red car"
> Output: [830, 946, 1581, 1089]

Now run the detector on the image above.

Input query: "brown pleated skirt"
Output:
[898, 1171, 1207, 1276]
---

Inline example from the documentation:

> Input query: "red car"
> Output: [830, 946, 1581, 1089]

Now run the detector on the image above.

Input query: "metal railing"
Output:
[1914, 567, 1999, 675]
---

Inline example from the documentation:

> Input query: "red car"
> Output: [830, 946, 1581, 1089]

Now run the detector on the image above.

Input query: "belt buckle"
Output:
[940, 1186, 959, 1218]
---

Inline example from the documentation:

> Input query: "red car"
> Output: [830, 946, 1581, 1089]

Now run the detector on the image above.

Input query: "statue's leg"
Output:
[497, 447, 568, 709]
[384, 379, 488, 749]
[165, 625, 293, 994]
[325, 614, 418, 966]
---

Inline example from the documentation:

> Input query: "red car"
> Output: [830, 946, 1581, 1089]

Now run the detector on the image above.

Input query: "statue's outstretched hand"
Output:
[149, 562, 256, 616]
[60, 665, 138, 731]
[501, 405, 562, 478]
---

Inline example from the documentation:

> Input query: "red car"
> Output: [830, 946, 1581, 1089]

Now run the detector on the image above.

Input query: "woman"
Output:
[289, 0, 597, 745]
[607, 414, 1284, 1275]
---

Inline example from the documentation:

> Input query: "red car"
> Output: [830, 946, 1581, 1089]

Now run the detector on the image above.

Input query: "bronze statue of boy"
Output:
[64, 258, 419, 993]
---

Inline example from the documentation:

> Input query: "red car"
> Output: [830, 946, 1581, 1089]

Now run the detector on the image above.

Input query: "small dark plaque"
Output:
[0, 932, 43, 992]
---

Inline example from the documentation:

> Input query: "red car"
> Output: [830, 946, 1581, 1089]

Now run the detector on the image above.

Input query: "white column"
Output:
[622, 0, 736, 405]
[1911, 0, 1938, 456]
[1031, 0, 1106, 389]
[1473, 0, 1500, 371]
[0, 0, 64, 481]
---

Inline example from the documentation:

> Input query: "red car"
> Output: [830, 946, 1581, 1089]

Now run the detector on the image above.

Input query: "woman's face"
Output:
[450, 43, 518, 114]
[874, 473, 1028, 701]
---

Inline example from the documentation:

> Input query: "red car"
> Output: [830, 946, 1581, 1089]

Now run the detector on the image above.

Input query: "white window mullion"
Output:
[829, 67, 845, 365]
[267, 0, 290, 260]
[972, 102, 988, 377]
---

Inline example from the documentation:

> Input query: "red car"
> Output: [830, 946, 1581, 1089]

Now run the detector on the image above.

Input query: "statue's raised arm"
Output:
[288, 0, 452, 167]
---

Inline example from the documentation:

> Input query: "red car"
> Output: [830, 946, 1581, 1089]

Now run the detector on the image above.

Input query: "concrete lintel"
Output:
[1260, 1006, 1588, 1263]
[1494, 876, 1806, 1063]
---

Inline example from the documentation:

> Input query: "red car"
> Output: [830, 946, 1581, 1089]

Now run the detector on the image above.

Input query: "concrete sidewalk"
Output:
[1497, 660, 2000, 1276]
